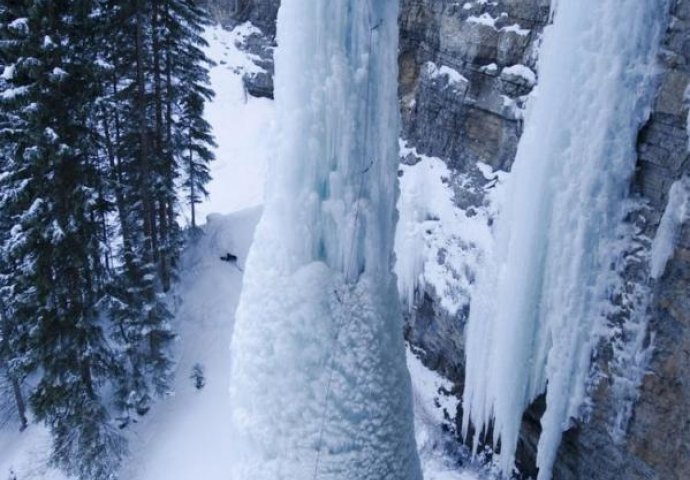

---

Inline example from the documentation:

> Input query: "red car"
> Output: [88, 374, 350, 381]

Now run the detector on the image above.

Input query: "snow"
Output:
[229, 0, 421, 478]
[426, 62, 468, 87]
[1, 86, 29, 101]
[479, 63, 498, 75]
[500, 24, 530, 36]
[8, 18, 29, 34]
[501, 64, 536, 86]
[122, 207, 261, 480]
[461, 1, 668, 479]
[395, 141, 505, 315]
[190, 24, 273, 222]
[467, 13, 497, 28]
[50, 67, 68, 80]
[1, 65, 15, 81]
[0, 422, 68, 480]
[407, 349, 481, 480]
[650, 176, 690, 279]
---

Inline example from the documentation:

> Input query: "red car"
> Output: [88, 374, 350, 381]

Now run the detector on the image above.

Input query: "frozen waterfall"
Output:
[229, 1, 422, 479]
[461, 1, 669, 479]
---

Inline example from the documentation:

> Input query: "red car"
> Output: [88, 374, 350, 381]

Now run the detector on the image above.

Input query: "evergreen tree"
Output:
[0, 89, 28, 431]
[0, 1, 125, 477]
[0, 0, 215, 477]
[180, 90, 215, 228]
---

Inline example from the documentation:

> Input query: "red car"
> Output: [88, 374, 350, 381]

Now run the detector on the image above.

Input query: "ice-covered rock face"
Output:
[229, 1, 422, 479]
[460, 1, 668, 479]
[226, 0, 690, 478]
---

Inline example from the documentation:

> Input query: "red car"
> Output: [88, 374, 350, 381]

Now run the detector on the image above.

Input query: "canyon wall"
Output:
[211, 1, 690, 478]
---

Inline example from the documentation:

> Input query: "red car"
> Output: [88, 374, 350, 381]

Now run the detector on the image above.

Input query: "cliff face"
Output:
[212, 0, 690, 478]
[397, 0, 549, 405]
[626, 1, 690, 477]
[398, 0, 549, 172]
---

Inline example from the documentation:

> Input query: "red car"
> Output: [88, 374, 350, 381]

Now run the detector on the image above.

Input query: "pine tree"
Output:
[181, 90, 215, 228]
[0, 94, 28, 431]
[96, 0, 176, 425]
[0, 0, 215, 477]
[170, 0, 216, 229]
[0, 1, 125, 477]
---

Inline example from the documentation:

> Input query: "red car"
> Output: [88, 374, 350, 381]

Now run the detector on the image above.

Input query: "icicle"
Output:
[461, 1, 669, 479]
[229, 1, 422, 479]
[650, 176, 690, 279]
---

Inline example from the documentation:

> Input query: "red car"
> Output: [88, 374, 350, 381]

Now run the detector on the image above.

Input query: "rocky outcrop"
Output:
[207, 0, 278, 98]
[398, 0, 550, 389]
[399, 0, 549, 172]
[217, 0, 690, 478]
[624, 1, 690, 478]
[206, 0, 279, 35]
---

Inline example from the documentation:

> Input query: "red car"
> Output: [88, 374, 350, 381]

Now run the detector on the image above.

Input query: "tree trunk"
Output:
[189, 128, 196, 229]
[10, 376, 27, 431]
[135, 0, 156, 267]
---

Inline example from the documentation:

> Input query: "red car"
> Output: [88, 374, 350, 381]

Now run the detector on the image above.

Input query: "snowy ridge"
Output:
[229, 1, 422, 479]
[461, 1, 669, 479]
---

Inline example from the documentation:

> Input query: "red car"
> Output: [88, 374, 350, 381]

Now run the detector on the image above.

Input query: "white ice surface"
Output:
[461, 1, 668, 479]
[650, 176, 690, 279]
[229, 1, 422, 478]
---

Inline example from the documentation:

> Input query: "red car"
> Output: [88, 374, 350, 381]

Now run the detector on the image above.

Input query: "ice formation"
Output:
[229, 1, 422, 479]
[394, 142, 505, 315]
[650, 176, 690, 279]
[461, 1, 669, 479]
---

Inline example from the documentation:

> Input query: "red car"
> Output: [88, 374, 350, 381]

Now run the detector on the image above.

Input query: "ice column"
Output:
[461, 1, 668, 479]
[229, 1, 422, 479]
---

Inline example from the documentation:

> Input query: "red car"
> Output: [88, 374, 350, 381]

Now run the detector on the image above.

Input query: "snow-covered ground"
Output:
[123, 207, 261, 480]
[0, 22, 482, 480]
[188, 23, 273, 221]
[0, 420, 66, 479]
[408, 350, 483, 480]
[395, 141, 506, 316]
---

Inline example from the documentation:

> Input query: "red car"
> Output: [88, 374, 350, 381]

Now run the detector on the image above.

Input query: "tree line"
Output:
[0, 0, 215, 478]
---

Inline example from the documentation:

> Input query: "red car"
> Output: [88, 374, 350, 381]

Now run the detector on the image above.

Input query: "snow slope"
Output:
[190, 23, 273, 221]
[0, 421, 67, 480]
[122, 207, 262, 480]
